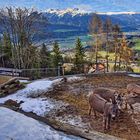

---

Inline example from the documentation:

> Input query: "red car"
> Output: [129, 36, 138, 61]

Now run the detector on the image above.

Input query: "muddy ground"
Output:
[44, 74, 140, 140]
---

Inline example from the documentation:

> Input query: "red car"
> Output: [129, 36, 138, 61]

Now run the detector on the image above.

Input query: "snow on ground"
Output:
[56, 115, 89, 129]
[0, 78, 65, 116]
[0, 107, 84, 140]
[20, 98, 66, 116]
[19, 79, 30, 83]
[0, 76, 84, 116]
[128, 74, 140, 78]
[17, 78, 62, 97]
[67, 76, 86, 82]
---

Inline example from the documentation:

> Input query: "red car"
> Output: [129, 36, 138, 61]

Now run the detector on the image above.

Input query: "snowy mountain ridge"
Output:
[46, 8, 88, 17]
[45, 8, 140, 16]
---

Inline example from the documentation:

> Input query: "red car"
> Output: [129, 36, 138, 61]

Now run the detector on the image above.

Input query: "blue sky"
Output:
[0, 0, 140, 12]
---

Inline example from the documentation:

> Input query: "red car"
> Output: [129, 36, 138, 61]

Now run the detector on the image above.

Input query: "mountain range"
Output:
[37, 8, 140, 47]
[43, 8, 140, 31]
[1, 8, 140, 48]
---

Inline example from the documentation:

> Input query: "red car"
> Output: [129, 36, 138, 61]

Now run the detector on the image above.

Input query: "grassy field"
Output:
[65, 50, 140, 73]
[45, 34, 92, 49]
[133, 38, 140, 50]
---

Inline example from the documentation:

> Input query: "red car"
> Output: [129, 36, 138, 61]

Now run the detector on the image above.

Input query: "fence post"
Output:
[62, 66, 65, 77]
[57, 66, 60, 76]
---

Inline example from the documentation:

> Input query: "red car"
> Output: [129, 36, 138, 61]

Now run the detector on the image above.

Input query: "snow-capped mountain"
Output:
[45, 8, 88, 17]
[38, 9, 140, 46]
[97, 11, 140, 15]
[42, 8, 140, 31]
[45, 8, 140, 16]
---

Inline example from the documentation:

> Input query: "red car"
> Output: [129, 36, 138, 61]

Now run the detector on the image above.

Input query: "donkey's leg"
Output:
[93, 110, 97, 118]
[107, 115, 111, 130]
[129, 104, 134, 114]
[103, 116, 107, 131]
[125, 101, 128, 109]
[88, 105, 92, 116]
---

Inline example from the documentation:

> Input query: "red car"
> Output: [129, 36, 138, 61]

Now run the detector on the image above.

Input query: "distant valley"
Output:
[1, 8, 140, 48]
[36, 8, 140, 48]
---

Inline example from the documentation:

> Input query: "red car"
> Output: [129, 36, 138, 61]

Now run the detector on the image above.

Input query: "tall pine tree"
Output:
[52, 41, 62, 68]
[40, 43, 51, 68]
[2, 32, 12, 67]
[74, 38, 85, 71]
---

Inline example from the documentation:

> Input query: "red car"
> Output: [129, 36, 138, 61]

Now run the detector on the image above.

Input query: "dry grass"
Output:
[0, 76, 12, 85]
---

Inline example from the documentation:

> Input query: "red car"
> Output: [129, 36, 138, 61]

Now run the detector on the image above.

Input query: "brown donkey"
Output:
[88, 93, 119, 130]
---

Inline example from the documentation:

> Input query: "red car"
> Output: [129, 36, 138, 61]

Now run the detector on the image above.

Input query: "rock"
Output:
[4, 99, 23, 108]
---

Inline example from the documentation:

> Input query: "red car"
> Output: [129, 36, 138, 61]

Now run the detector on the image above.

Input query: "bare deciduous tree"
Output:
[0, 7, 44, 69]
[104, 18, 112, 72]
[89, 13, 103, 71]
[112, 24, 121, 71]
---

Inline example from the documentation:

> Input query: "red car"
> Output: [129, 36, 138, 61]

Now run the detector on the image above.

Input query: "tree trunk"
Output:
[114, 43, 118, 72]
[1, 57, 5, 67]
[118, 55, 121, 71]
[106, 42, 109, 72]
[106, 55, 109, 72]
[114, 55, 117, 72]
[95, 35, 98, 72]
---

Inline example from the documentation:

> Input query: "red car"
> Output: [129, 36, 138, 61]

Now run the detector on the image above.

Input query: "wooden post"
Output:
[62, 66, 65, 77]
[11, 70, 13, 77]
[57, 66, 60, 76]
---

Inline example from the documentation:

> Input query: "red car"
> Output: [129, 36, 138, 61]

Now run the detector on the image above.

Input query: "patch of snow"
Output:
[67, 76, 86, 82]
[14, 78, 62, 97]
[56, 115, 88, 129]
[21, 98, 66, 116]
[0, 78, 64, 116]
[21, 79, 56, 97]
[19, 79, 30, 83]
[0, 72, 19, 76]
[0, 94, 65, 116]
[0, 107, 84, 140]
[20, 98, 54, 116]
[128, 74, 140, 78]
[0, 76, 84, 116]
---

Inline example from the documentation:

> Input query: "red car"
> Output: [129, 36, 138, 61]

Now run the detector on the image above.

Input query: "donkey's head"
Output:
[114, 92, 124, 110]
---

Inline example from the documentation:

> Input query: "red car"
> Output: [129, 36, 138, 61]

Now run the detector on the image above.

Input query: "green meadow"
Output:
[133, 38, 140, 50]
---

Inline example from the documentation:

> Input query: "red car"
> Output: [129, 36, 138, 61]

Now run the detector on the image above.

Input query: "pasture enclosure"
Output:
[44, 74, 140, 140]
[1, 73, 140, 140]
